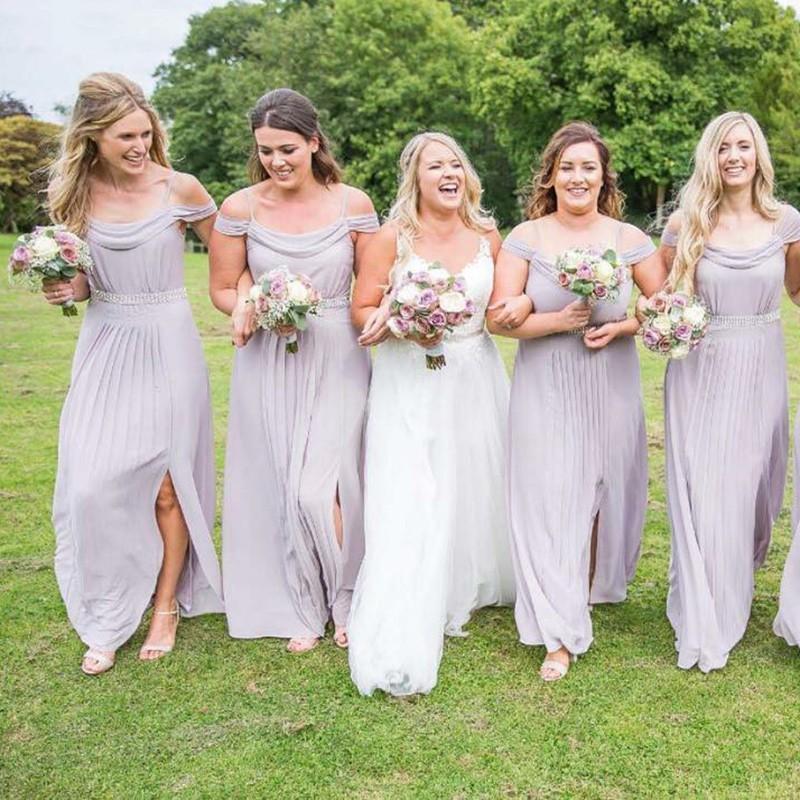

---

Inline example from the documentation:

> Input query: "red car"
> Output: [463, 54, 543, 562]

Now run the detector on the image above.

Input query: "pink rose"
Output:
[54, 231, 73, 245]
[446, 312, 464, 326]
[642, 327, 662, 348]
[415, 317, 432, 336]
[594, 285, 608, 299]
[60, 245, 79, 264]
[576, 264, 593, 280]
[658, 337, 673, 353]
[671, 293, 687, 308]
[651, 294, 667, 313]
[557, 272, 570, 288]
[417, 289, 437, 308]
[464, 299, 476, 316]
[429, 309, 447, 328]
[674, 323, 692, 341]
[399, 304, 415, 320]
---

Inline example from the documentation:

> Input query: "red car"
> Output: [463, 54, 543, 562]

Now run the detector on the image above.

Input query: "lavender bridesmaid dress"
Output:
[663, 205, 800, 671]
[215, 188, 379, 640]
[52, 182, 224, 652]
[503, 224, 655, 656]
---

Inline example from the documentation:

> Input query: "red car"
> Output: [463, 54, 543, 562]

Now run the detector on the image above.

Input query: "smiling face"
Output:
[717, 121, 757, 190]
[416, 140, 465, 214]
[552, 140, 603, 215]
[254, 125, 318, 189]
[94, 108, 153, 175]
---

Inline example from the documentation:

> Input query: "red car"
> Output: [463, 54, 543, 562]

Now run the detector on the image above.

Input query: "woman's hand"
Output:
[231, 296, 256, 347]
[634, 294, 649, 324]
[42, 279, 75, 307]
[487, 294, 533, 329]
[358, 303, 391, 347]
[583, 321, 620, 350]
[558, 299, 592, 331]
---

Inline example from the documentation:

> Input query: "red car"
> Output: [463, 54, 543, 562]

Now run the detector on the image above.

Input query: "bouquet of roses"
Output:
[387, 264, 475, 370]
[555, 247, 626, 305]
[248, 266, 321, 353]
[7, 225, 93, 316]
[640, 290, 708, 359]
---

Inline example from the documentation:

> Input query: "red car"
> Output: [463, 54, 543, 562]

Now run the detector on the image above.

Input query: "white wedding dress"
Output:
[348, 236, 516, 696]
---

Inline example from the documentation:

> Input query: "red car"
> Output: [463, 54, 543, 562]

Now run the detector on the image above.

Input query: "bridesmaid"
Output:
[489, 122, 659, 681]
[652, 112, 800, 671]
[209, 88, 378, 652]
[41, 73, 223, 675]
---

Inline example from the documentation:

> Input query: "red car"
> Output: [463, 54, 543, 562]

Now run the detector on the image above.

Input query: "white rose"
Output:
[32, 236, 60, 261]
[287, 281, 310, 304]
[595, 259, 614, 283]
[427, 267, 450, 284]
[672, 343, 690, 360]
[652, 315, 673, 335]
[248, 284, 262, 302]
[396, 283, 419, 305]
[439, 291, 467, 313]
[682, 303, 707, 327]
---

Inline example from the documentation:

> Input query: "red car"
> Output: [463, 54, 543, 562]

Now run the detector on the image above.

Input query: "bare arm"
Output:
[351, 224, 396, 331]
[487, 245, 589, 340]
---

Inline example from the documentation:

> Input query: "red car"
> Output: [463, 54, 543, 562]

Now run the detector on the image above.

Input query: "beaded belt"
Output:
[708, 309, 780, 330]
[318, 295, 350, 310]
[92, 287, 188, 305]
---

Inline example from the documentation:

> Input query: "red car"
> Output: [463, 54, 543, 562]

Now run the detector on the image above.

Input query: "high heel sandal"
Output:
[539, 652, 577, 682]
[81, 648, 116, 676]
[139, 603, 180, 661]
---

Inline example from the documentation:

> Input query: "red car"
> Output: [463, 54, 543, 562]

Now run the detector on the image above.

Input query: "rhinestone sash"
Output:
[708, 309, 780, 330]
[91, 287, 188, 305]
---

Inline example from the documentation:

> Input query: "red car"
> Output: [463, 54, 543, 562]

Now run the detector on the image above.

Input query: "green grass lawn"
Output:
[3, 231, 800, 799]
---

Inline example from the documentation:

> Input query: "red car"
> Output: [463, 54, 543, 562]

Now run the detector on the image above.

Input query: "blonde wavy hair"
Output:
[526, 121, 624, 221]
[668, 111, 780, 292]
[48, 72, 170, 235]
[387, 132, 494, 262]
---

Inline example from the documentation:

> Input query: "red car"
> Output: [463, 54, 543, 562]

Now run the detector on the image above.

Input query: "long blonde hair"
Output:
[387, 132, 494, 260]
[668, 111, 780, 292]
[526, 121, 624, 220]
[48, 72, 170, 235]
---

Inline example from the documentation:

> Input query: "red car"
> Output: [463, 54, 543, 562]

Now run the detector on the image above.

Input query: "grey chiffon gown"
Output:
[53, 184, 224, 652]
[663, 205, 800, 671]
[502, 225, 655, 656]
[215, 188, 379, 640]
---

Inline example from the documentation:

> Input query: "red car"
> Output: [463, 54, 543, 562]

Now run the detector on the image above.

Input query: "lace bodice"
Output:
[395, 237, 493, 339]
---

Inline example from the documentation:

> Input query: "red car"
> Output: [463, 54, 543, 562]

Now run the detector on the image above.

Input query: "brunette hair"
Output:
[247, 88, 342, 185]
[525, 121, 624, 220]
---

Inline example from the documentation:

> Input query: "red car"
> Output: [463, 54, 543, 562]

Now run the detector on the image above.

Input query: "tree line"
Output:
[2, 0, 799, 232]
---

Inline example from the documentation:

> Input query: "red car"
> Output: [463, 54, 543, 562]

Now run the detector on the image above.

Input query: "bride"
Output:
[348, 131, 521, 696]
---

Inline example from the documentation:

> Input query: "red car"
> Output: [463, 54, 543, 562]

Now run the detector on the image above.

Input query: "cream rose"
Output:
[595, 259, 615, 284]
[652, 315, 673, 335]
[396, 283, 419, 305]
[682, 303, 707, 327]
[439, 291, 467, 313]
[287, 281, 310, 304]
[427, 267, 450, 284]
[248, 284, 263, 302]
[31, 236, 60, 261]
[672, 343, 690, 359]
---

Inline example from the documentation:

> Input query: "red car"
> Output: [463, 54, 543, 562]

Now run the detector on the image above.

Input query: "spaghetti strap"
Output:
[163, 171, 177, 205]
[244, 188, 256, 221]
[339, 185, 351, 218]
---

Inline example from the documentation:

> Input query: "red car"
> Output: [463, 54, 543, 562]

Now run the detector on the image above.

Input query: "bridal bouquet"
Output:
[7, 226, 93, 316]
[640, 290, 708, 359]
[555, 247, 626, 304]
[387, 264, 475, 370]
[248, 266, 321, 353]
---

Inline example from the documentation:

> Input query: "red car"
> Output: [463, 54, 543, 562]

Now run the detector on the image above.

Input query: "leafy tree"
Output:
[154, 0, 517, 222]
[0, 92, 31, 119]
[472, 0, 800, 222]
[0, 116, 60, 232]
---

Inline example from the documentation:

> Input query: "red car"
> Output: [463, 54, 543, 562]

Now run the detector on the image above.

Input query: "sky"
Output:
[1, 0, 800, 122]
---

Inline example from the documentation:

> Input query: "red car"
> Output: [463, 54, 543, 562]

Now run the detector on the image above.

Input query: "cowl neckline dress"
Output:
[502, 228, 655, 655]
[53, 200, 224, 651]
[664, 204, 800, 672]
[215, 198, 379, 639]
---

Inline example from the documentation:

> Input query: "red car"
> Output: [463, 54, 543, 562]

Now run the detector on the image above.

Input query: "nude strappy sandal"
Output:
[81, 648, 116, 676]
[539, 653, 577, 682]
[139, 603, 180, 660]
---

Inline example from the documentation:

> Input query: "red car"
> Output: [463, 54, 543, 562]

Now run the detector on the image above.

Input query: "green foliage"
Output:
[472, 0, 800, 219]
[0, 116, 60, 232]
[153, 0, 517, 222]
